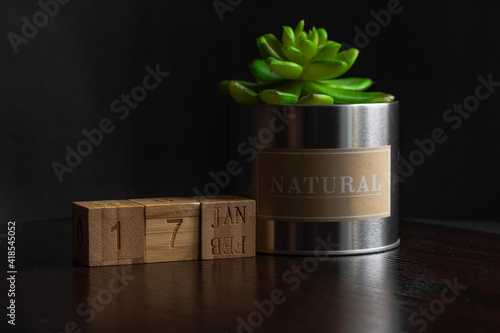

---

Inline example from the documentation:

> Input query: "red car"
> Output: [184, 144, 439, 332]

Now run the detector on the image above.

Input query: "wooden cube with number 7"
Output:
[72, 200, 145, 266]
[129, 198, 201, 263]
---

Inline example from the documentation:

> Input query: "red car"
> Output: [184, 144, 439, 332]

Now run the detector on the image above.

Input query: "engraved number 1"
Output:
[110, 220, 121, 250]
[167, 219, 183, 248]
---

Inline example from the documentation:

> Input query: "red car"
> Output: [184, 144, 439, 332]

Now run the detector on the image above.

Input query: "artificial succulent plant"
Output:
[219, 20, 395, 105]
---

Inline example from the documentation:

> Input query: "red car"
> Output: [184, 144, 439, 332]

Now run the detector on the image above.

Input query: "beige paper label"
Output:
[256, 146, 391, 222]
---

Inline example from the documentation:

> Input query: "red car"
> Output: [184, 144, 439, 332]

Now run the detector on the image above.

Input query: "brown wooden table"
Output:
[3, 219, 500, 333]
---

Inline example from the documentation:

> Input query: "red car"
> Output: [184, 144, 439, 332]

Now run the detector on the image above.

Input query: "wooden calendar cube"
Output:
[72, 200, 145, 266]
[199, 195, 256, 260]
[128, 197, 201, 263]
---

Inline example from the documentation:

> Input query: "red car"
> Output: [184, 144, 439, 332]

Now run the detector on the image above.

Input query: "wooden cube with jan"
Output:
[200, 195, 256, 260]
[72, 200, 145, 266]
[129, 197, 201, 263]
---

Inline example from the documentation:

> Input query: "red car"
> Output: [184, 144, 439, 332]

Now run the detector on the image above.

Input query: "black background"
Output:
[1, 0, 499, 224]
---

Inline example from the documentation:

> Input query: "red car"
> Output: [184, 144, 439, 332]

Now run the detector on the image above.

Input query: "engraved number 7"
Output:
[167, 219, 183, 248]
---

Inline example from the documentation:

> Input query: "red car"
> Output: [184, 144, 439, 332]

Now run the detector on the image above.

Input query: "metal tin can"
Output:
[230, 102, 399, 255]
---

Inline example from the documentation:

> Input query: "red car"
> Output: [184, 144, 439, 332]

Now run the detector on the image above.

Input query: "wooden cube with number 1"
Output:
[129, 197, 201, 263]
[72, 200, 145, 266]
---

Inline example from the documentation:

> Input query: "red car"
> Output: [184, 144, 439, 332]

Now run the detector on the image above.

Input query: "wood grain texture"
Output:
[72, 200, 145, 266]
[129, 197, 201, 262]
[199, 195, 256, 260]
[8, 220, 500, 333]
[14, 219, 500, 332]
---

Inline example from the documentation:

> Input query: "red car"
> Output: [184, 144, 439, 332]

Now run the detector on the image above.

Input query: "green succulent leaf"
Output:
[334, 48, 359, 73]
[316, 28, 328, 46]
[298, 39, 318, 62]
[311, 41, 341, 61]
[257, 36, 274, 60]
[249, 59, 284, 83]
[316, 77, 373, 91]
[266, 57, 303, 80]
[307, 28, 319, 45]
[257, 34, 286, 61]
[274, 80, 303, 97]
[259, 89, 299, 105]
[304, 81, 395, 103]
[303, 59, 347, 80]
[228, 81, 261, 104]
[219, 79, 280, 94]
[296, 31, 307, 47]
[282, 26, 295, 47]
[297, 93, 334, 105]
[294, 20, 305, 41]
[218, 80, 231, 94]
[282, 45, 305, 65]
[265, 34, 286, 58]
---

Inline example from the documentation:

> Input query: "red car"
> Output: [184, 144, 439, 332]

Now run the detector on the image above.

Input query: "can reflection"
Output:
[258, 248, 402, 333]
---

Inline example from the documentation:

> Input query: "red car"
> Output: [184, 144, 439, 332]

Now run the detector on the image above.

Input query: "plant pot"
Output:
[230, 101, 399, 255]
